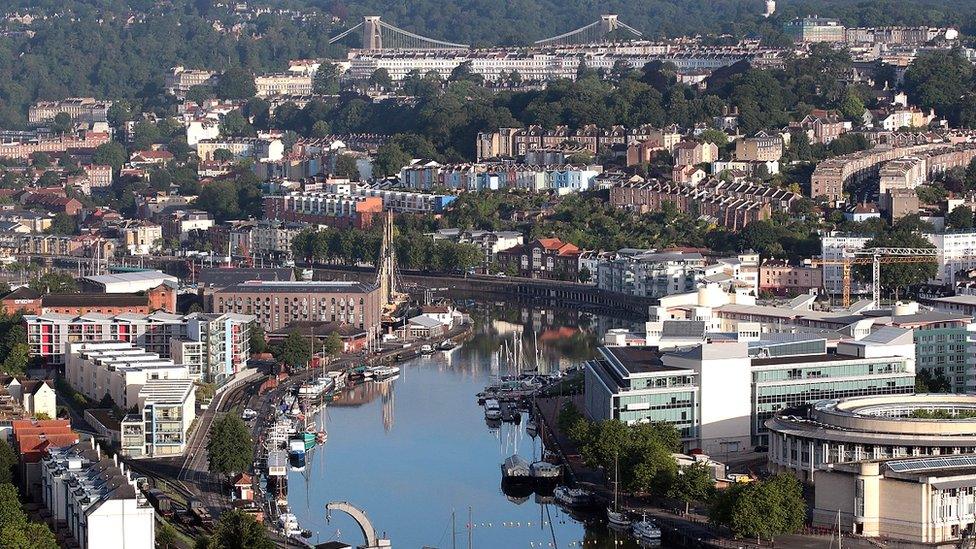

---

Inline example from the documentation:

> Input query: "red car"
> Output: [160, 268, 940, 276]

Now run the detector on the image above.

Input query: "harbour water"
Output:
[287, 305, 654, 548]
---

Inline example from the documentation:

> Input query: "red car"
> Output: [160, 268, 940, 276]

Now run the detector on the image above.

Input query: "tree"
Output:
[249, 323, 267, 355]
[213, 149, 235, 162]
[322, 332, 343, 356]
[29, 272, 78, 293]
[0, 521, 58, 549]
[947, 205, 974, 230]
[0, 440, 15, 484]
[92, 142, 127, 171]
[709, 474, 805, 542]
[667, 461, 715, 514]
[51, 112, 72, 135]
[45, 213, 77, 235]
[367, 68, 392, 90]
[903, 49, 974, 121]
[839, 91, 866, 121]
[211, 509, 274, 549]
[30, 153, 51, 169]
[333, 154, 360, 181]
[373, 143, 411, 178]
[215, 67, 256, 100]
[156, 522, 180, 549]
[1, 344, 28, 376]
[699, 128, 728, 146]
[0, 483, 26, 532]
[206, 414, 253, 477]
[916, 368, 951, 393]
[578, 266, 591, 284]
[219, 110, 252, 137]
[313, 63, 340, 95]
[273, 330, 312, 369]
[311, 120, 331, 138]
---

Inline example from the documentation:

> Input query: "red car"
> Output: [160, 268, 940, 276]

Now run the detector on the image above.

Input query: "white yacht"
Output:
[484, 399, 502, 420]
[632, 515, 662, 545]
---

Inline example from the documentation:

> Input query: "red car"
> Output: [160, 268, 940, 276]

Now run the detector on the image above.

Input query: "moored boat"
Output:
[529, 460, 561, 482]
[632, 515, 662, 545]
[553, 486, 593, 508]
[500, 454, 532, 481]
[484, 399, 502, 420]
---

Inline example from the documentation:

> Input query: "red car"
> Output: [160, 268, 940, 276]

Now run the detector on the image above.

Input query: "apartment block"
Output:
[28, 98, 112, 126]
[41, 440, 155, 548]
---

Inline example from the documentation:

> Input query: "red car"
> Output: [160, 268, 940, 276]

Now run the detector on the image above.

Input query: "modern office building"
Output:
[584, 328, 916, 455]
[768, 394, 976, 483]
[40, 440, 155, 549]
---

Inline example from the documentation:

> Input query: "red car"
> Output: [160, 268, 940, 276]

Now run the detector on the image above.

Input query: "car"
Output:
[496, 272, 507, 278]
[241, 408, 257, 420]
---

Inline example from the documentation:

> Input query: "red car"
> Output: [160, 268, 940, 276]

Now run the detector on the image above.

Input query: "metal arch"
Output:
[328, 22, 363, 44]
[326, 501, 379, 547]
[378, 20, 470, 49]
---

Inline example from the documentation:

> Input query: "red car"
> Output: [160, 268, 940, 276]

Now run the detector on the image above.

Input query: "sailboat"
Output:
[607, 453, 631, 526]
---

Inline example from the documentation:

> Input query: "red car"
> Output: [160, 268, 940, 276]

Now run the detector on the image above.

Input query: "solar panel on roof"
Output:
[887, 455, 976, 473]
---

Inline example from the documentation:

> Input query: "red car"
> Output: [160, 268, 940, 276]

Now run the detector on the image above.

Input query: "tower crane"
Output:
[811, 247, 938, 308]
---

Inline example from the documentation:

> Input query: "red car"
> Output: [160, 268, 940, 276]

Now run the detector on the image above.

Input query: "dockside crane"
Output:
[811, 247, 938, 308]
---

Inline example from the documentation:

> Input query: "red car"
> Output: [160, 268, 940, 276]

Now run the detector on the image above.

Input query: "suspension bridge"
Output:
[329, 14, 644, 51]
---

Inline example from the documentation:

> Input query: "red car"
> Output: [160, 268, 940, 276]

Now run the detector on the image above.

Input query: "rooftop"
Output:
[217, 280, 379, 294]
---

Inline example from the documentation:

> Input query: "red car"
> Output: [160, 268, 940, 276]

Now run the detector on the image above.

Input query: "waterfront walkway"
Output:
[533, 395, 857, 549]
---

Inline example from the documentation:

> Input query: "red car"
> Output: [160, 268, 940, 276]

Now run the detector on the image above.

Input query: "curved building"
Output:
[767, 394, 976, 482]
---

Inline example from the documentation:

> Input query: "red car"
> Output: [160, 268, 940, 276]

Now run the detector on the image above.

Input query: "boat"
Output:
[316, 431, 328, 444]
[301, 432, 317, 451]
[553, 486, 593, 508]
[632, 515, 662, 545]
[484, 399, 502, 420]
[288, 439, 306, 469]
[420, 344, 434, 354]
[368, 365, 400, 380]
[529, 461, 561, 482]
[501, 455, 531, 481]
[500, 401, 521, 423]
[438, 340, 456, 351]
[607, 453, 631, 527]
[525, 418, 538, 437]
[278, 513, 301, 537]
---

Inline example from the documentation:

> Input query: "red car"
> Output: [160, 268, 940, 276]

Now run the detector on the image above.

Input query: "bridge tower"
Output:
[363, 16, 383, 50]
[599, 14, 620, 35]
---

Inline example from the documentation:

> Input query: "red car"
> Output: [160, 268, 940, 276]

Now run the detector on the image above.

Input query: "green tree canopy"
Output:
[215, 68, 257, 100]
[206, 414, 253, 477]
[947, 205, 974, 230]
[667, 461, 715, 514]
[29, 272, 78, 293]
[709, 474, 805, 541]
[273, 330, 313, 370]
[313, 63, 340, 95]
[209, 509, 274, 549]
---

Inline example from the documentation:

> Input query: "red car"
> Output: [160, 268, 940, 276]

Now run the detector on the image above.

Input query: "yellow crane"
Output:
[811, 247, 938, 308]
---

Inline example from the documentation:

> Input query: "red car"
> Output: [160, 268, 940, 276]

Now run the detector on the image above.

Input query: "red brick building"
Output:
[496, 238, 582, 280]
[0, 283, 176, 315]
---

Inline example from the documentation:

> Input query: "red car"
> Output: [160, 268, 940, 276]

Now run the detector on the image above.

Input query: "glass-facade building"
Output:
[585, 334, 916, 451]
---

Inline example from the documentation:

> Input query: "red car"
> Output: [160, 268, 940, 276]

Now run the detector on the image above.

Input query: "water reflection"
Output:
[287, 303, 648, 549]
